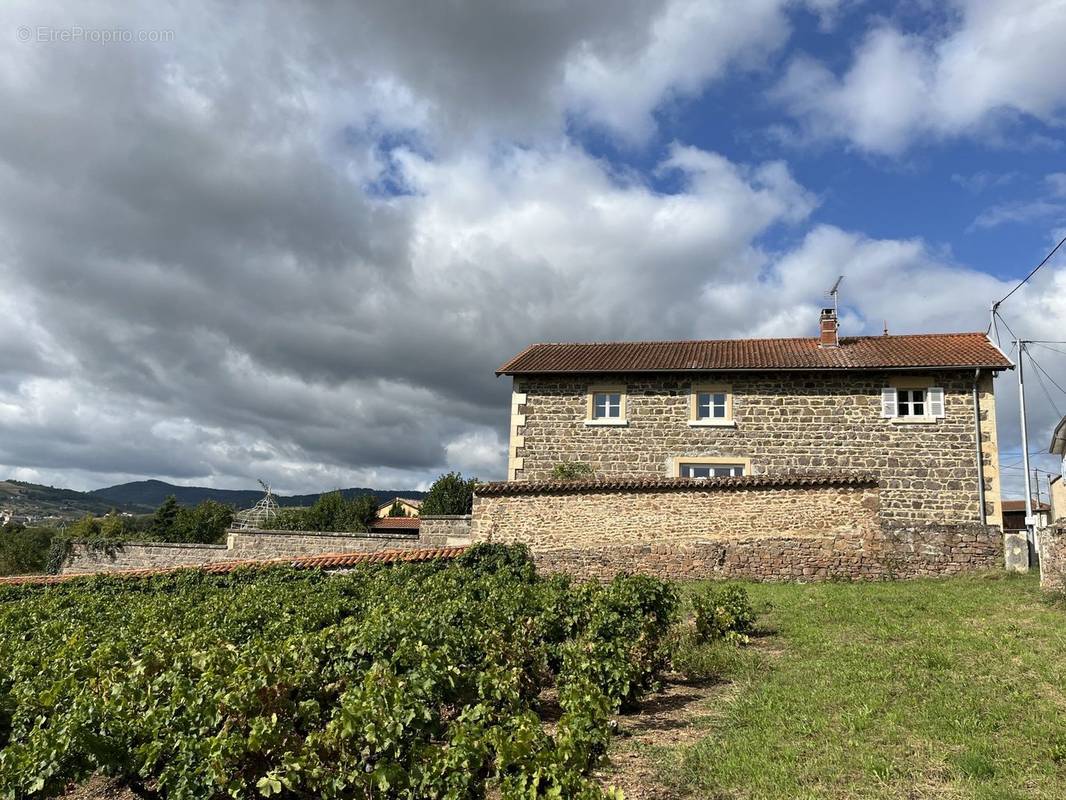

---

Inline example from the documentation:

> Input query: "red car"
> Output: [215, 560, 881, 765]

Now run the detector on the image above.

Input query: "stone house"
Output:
[495, 309, 1012, 528]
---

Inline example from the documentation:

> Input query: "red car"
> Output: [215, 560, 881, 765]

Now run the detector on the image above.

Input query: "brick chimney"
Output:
[819, 307, 838, 348]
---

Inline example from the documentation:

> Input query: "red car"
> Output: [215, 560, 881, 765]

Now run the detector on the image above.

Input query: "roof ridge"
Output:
[517, 331, 990, 348]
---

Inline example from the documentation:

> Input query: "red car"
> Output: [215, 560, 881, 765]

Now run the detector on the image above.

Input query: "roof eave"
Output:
[500, 363, 1013, 377]
[1051, 415, 1066, 456]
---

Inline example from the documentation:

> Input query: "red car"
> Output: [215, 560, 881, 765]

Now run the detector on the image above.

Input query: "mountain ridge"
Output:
[1, 479, 426, 521]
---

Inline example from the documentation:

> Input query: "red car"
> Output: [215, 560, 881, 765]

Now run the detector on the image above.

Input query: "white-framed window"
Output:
[897, 388, 926, 417]
[585, 384, 627, 425]
[881, 385, 944, 420]
[696, 391, 728, 420]
[592, 391, 622, 419]
[689, 383, 734, 426]
[679, 462, 746, 478]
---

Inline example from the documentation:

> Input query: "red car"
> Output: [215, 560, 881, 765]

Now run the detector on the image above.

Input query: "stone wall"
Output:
[531, 524, 1003, 582]
[419, 515, 473, 547]
[1039, 523, 1066, 591]
[62, 529, 422, 574]
[472, 476, 1002, 581]
[226, 529, 421, 559]
[473, 474, 879, 547]
[511, 370, 997, 525]
[63, 541, 232, 573]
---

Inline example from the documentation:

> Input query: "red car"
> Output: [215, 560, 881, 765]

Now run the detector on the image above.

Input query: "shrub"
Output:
[692, 583, 757, 645]
[457, 542, 536, 579]
[551, 461, 594, 481]
[420, 472, 477, 516]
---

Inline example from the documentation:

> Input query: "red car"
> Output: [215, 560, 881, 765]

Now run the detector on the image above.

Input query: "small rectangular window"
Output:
[679, 462, 745, 478]
[897, 388, 927, 417]
[696, 391, 728, 420]
[592, 392, 622, 419]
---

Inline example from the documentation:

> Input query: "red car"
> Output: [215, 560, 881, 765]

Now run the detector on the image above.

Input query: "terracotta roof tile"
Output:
[370, 517, 421, 530]
[476, 472, 877, 496]
[497, 333, 1012, 375]
[0, 546, 467, 587]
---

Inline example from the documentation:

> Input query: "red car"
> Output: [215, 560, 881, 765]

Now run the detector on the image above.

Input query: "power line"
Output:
[992, 233, 1066, 309]
[1028, 350, 1066, 401]
[1027, 350, 1063, 417]
[1034, 343, 1066, 357]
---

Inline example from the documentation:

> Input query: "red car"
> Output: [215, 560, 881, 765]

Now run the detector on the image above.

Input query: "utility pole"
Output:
[1017, 339, 1036, 565]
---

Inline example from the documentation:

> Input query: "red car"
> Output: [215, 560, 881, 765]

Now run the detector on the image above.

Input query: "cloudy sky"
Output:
[2, 0, 1065, 496]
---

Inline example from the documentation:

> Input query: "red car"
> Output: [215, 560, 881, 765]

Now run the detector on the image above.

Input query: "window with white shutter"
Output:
[881, 387, 897, 418]
[928, 387, 945, 418]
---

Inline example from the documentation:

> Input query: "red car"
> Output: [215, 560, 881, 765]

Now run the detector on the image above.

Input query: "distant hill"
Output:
[0, 480, 148, 520]
[88, 480, 426, 510]
[1, 479, 426, 523]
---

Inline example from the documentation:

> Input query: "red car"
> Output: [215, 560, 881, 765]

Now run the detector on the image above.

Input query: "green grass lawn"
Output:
[667, 573, 1066, 800]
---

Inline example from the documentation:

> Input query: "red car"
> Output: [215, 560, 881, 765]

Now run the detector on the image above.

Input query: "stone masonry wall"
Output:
[419, 515, 473, 547]
[62, 529, 422, 574]
[1039, 523, 1066, 591]
[472, 479, 879, 548]
[512, 370, 997, 524]
[63, 541, 232, 573]
[472, 478, 1001, 581]
[532, 524, 1002, 582]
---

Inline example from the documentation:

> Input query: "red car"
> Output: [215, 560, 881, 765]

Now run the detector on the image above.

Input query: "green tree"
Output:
[420, 472, 477, 516]
[173, 500, 234, 544]
[348, 494, 379, 530]
[387, 500, 407, 517]
[151, 495, 181, 539]
[0, 525, 56, 576]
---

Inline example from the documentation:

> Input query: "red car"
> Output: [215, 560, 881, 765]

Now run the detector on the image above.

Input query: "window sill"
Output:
[890, 416, 938, 424]
[584, 419, 628, 427]
[687, 419, 736, 428]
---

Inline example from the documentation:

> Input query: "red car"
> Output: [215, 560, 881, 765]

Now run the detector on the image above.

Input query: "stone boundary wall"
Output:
[472, 475, 1003, 581]
[473, 474, 881, 549]
[63, 541, 232, 574]
[62, 529, 422, 574]
[419, 515, 473, 547]
[532, 524, 1003, 582]
[1039, 523, 1066, 591]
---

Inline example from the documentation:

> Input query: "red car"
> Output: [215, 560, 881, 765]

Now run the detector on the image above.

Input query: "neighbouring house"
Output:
[496, 308, 1011, 527]
[1002, 499, 1052, 532]
[1050, 416, 1066, 522]
[375, 497, 422, 518]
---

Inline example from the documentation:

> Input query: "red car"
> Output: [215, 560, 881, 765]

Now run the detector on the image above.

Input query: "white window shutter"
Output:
[928, 387, 945, 418]
[881, 388, 897, 418]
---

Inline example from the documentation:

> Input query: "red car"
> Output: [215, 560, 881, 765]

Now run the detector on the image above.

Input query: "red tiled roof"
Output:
[1001, 500, 1051, 512]
[370, 517, 421, 530]
[476, 472, 877, 496]
[497, 333, 1012, 375]
[0, 546, 466, 587]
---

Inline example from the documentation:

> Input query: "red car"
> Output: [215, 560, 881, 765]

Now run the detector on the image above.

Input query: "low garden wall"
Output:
[419, 515, 473, 546]
[62, 528, 422, 574]
[1039, 523, 1066, 591]
[473, 474, 1003, 581]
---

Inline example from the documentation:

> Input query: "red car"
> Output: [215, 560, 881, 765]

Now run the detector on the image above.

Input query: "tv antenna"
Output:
[827, 275, 844, 315]
[234, 479, 279, 530]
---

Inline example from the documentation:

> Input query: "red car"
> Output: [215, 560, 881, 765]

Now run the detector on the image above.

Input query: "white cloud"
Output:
[0, 0, 1062, 498]
[774, 0, 1066, 153]
[563, 0, 793, 142]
